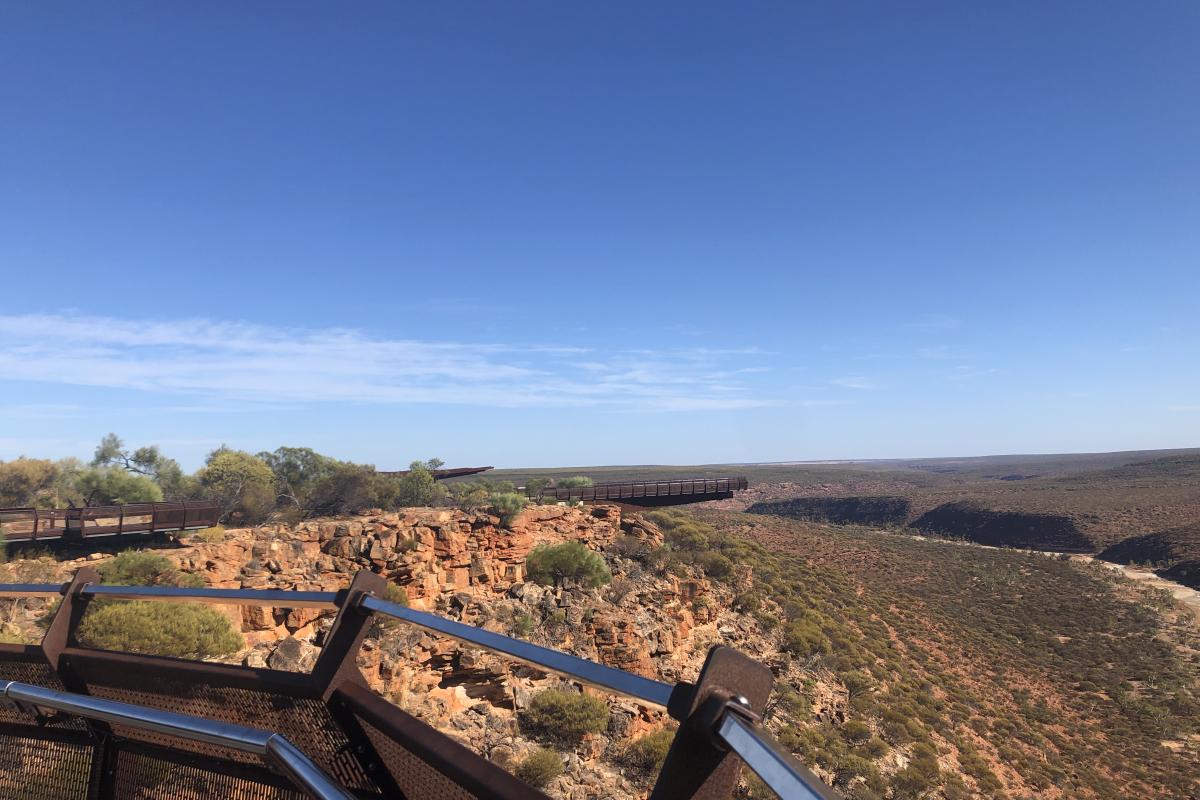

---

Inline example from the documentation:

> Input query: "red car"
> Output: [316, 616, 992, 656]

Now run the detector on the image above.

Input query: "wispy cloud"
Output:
[1167, 404, 1200, 413]
[0, 314, 775, 412]
[0, 404, 83, 420]
[831, 376, 877, 391]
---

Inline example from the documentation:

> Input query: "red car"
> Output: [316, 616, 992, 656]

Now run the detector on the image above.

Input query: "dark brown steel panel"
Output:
[650, 645, 774, 800]
[337, 682, 550, 800]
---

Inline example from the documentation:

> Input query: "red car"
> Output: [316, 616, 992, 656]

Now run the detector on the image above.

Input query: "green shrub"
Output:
[511, 613, 534, 637]
[842, 719, 872, 744]
[372, 583, 410, 633]
[395, 460, 448, 507]
[783, 618, 830, 657]
[98, 551, 203, 588]
[891, 742, 941, 798]
[76, 601, 243, 659]
[525, 541, 612, 588]
[74, 550, 242, 659]
[520, 689, 610, 745]
[382, 583, 409, 606]
[74, 467, 164, 505]
[556, 476, 594, 488]
[625, 728, 675, 775]
[189, 525, 226, 543]
[514, 747, 563, 788]
[197, 449, 275, 523]
[490, 492, 527, 527]
[695, 550, 734, 579]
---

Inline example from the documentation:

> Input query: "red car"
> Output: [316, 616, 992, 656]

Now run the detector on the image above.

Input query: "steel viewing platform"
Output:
[0, 570, 837, 800]
[534, 477, 749, 507]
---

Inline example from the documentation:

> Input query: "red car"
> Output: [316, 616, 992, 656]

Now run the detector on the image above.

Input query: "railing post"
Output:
[40, 566, 117, 800]
[42, 566, 99, 683]
[310, 570, 405, 798]
[649, 645, 774, 800]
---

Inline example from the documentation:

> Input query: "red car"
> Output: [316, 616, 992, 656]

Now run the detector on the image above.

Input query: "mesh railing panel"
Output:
[0, 735, 92, 799]
[0, 656, 88, 731]
[112, 749, 305, 800]
[360, 715, 477, 800]
[88, 679, 377, 791]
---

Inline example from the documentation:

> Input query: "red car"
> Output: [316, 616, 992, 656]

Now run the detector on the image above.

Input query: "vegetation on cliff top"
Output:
[673, 510, 1200, 800]
[520, 688, 611, 746]
[73, 551, 243, 659]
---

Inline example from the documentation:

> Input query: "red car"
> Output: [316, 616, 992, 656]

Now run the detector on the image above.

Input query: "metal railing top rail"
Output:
[84, 584, 340, 609]
[0, 501, 221, 514]
[360, 594, 677, 708]
[718, 709, 839, 800]
[0, 679, 355, 800]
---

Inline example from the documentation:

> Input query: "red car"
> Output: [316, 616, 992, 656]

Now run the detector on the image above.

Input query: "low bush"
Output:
[520, 689, 610, 745]
[556, 476, 594, 488]
[76, 601, 243, 659]
[842, 719, 873, 744]
[514, 747, 563, 788]
[71, 549, 243, 659]
[189, 525, 226, 543]
[525, 541, 612, 588]
[97, 551, 203, 588]
[695, 550, 734, 579]
[625, 728, 675, 776]
[511, 613, 535, 638]
[490, 492, 527, 527]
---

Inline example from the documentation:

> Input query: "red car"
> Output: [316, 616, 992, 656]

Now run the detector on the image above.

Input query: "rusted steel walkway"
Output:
[0, 501, 219, 544]
[535, 476, 748, 507]
[376, 466, 494, 480]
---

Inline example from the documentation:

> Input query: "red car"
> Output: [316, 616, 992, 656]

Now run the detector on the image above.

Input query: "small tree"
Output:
[525, 541, 612, 588]
[257, 446, 337, 510]
[490, 492, 526, 527]
[92, 434, 186, 498]
[196, 448, 275, 523]
[396, 460, 448, 507]
[0, 458, 61, 507]
[520, 689, 610, 746]
[307, 462, 397, 515]
[74, 467, 164, 506]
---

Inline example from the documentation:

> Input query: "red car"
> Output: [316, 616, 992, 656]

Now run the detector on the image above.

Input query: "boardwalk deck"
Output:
[535, 476, 748, 507]
[0, 501, 220, 544]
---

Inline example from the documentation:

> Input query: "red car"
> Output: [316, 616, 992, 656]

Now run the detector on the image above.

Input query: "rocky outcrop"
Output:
[912, 502, 1094, 552]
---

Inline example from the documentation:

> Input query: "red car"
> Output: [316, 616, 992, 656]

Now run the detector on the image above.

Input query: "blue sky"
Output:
[2, 3, 1197, 470]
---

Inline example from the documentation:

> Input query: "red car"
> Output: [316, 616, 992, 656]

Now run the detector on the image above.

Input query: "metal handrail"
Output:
[0, 680, 355, 800]
[360, 594, 676, 707]
[718, 711, 839, 800]
[83, 584, 340, 609]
